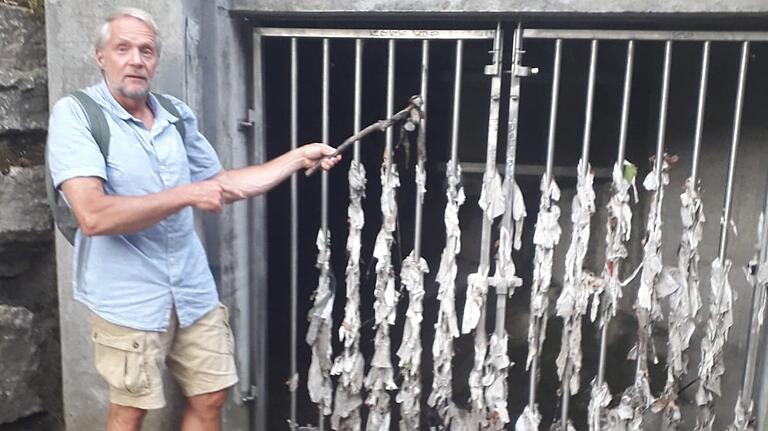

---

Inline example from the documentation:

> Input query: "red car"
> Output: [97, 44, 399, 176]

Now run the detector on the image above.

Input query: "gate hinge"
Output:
[238, 109, 257, 131]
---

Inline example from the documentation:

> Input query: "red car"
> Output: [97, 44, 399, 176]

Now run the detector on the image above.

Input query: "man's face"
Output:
[95, 16, 158, 101]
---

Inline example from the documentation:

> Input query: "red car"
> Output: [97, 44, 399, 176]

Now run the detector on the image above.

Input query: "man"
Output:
[46, 7, 340, 431]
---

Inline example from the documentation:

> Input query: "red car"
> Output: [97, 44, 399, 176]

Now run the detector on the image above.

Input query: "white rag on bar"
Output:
[365, 163, 401, 431]
[656, 178, 705, 431]
[556, 158, 596, 397]
[520, 175, 561, 424]
[330, 160, 367, 431]
[695, 257, 734, 431]
[307, 228, 335, 416]
[463, 163, 505, 427]
[515, 405, 541, 431]
[588, 161, 635, 431]
[428, 160, 466, 426]
[396, 252, 429, 431]
[484, 177, 525, 431]
[727, 394, 754, 431]
[631, 159, 672, 428]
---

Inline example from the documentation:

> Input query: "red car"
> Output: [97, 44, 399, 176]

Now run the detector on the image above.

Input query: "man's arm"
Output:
[60, 177, 225, 237]
[213, 143, 341, 203]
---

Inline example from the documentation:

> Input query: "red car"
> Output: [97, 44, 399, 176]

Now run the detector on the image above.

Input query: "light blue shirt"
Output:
[47, 81, 223, 331]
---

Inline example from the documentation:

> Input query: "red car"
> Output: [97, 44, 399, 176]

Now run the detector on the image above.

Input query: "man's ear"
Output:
[95, 49, 105, 69]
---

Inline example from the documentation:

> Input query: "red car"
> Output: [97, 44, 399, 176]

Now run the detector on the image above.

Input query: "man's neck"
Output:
[114, 93, 150, 119]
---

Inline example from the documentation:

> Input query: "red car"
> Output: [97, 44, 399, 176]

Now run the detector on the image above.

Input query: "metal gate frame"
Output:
[249, 24, 768, 430]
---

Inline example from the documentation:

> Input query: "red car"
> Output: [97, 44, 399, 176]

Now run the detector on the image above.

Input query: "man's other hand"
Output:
[185, 180, 225, 213]
[300, 143, 342, 171]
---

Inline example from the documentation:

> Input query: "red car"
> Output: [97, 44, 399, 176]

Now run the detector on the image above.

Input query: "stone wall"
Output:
[0, 2, 61, 429]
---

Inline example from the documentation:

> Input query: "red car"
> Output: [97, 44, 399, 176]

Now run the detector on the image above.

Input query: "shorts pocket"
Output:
[218, 304, 235, 355]
[92, 328, 151, 395]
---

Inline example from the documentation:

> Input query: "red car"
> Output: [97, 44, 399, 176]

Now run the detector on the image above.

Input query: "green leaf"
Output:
[623, 162, 637, 183]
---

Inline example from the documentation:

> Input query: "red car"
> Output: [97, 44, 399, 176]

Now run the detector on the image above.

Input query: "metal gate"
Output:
[249, 24, 768, 430]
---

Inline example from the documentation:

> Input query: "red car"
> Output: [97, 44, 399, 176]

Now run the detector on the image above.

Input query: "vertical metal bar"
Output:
[250, 30, 268, 431]
[597, 39, 635, 387]
[741, 173, 768, 417]
[581, 40, 598, 172]
[496, 23, 519, 337]
[450, 40, 463, 164]
[318, 37, 330, 431]
[289, 36, 298, 430]
[718, 41, 750, 261]
[354, 40, 363, 161]
[653, 41, 673, 201]
[690, 41, 711, 188]
[386, 39, 396, 164]
[617, 40, 635, 167]
[414, 40, 429, 260]
[560, 39, 598, 429]
[545, 39, 563, 185]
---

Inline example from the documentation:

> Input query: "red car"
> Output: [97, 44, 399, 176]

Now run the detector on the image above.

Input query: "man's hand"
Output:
[300, 143, 342, 171]
[182, 180, 226, 213]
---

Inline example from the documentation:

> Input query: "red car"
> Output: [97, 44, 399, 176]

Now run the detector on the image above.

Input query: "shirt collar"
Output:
[91, 80, 179, 126]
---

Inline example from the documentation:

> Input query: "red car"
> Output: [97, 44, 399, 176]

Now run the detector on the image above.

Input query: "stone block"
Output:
[0, 304, 43, 424]
[0, 5, 47, 133]
[0, 166, 52, 277]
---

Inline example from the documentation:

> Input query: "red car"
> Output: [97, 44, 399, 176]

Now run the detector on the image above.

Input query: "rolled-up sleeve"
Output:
[166, 96, 223, 182]
[47, 97, 107, 189]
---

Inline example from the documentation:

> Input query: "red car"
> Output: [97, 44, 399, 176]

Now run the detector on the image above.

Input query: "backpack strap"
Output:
[69, 90, 110, 159]
[153, 93, 187, 142]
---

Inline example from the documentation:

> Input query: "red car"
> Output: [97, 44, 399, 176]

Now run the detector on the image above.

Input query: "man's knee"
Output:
[108, 404, 147, 430]
[187, 389, 227, 415]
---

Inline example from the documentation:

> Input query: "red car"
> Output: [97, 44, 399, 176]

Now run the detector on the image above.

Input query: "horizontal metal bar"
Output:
[524, 28, 768, 42]
[439, 162, 612, 179]
[255, 27, 495, 39]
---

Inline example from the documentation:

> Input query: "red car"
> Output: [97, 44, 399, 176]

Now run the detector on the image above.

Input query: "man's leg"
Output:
[106, 403, 147, 431]
[181, 389, 227, 431]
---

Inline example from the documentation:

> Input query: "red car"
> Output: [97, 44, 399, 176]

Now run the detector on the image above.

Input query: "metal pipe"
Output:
[690, 41, 710, 188]
[255, 27, 496, 40]
[386, 39, 395, 164]
[523, 28, 768, 42]
[545, 39, 562, 184]
[597, 37, 635, 394]
[414, 40, 429, 260]
[318, 37, 330, 431]
[617, 40, 635, 167]
[718, 41, 750, 261]
[354, 39, 363, 162]
[450, 40, 463, 164]
[289, 36, 298, 430]
[560, 39, 598, 429]
[654, 41, 673, 203]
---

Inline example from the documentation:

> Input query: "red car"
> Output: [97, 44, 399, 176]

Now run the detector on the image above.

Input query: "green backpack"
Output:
[45, 90, 187, 244]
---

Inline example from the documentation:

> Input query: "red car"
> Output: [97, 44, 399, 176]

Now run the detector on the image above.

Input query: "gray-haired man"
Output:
[47, 8, 340, 431]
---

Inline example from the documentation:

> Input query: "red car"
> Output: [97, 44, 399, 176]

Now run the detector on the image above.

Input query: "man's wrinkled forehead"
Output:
[106, 16, 157, 47]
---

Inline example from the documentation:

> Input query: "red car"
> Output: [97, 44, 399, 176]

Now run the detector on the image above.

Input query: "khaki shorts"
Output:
[89, 303, 239, 410]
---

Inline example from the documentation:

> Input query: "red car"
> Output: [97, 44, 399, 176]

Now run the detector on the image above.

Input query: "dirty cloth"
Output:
[588, 161, 635, 431]
[396, 252, 429, 430]
[521, 175, 561, 424]
[463, 162, 506, 427]
[656, 178, 705, 430]
[428, 160, 466, 425]
[307, 228, 335, 416]
[364, 162, 400, 431]
[556, 159, 596, 397]
[695, 257, 734, 431]
[330, 160, 367, 430]
[630, 158, 672, 427]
